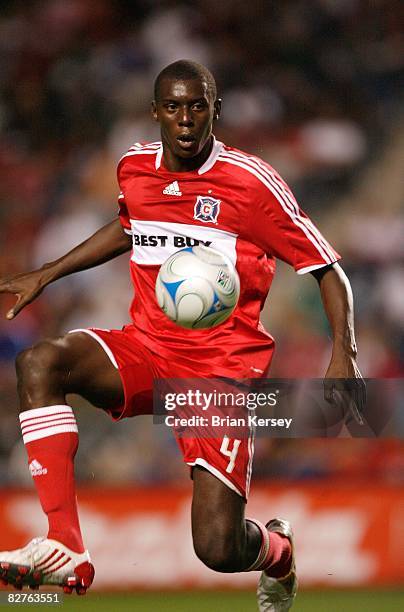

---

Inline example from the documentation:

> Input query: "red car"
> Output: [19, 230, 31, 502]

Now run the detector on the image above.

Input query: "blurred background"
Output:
[0, 0, 403, 609]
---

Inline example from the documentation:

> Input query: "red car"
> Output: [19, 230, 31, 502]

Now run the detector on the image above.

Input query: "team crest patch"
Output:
[194, 196, 221, 224]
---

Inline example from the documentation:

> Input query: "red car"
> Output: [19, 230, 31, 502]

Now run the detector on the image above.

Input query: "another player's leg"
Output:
[0, 332, 124, 594]
[191, 466, 297, 611]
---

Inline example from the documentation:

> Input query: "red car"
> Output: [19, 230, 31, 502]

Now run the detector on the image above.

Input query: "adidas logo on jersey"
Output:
[163, 181, 182, 196]
[29, 459, 48, 476]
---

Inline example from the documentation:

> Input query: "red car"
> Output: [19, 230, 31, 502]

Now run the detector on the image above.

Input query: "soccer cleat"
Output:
[257, 518, 297, 611]
[0, 537, 94, 595]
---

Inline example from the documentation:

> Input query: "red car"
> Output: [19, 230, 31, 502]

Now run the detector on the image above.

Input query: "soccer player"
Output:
[0, 61, 365, 610]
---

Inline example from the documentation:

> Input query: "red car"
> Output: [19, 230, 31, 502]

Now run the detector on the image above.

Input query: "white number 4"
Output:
[220, 436, 241, 473]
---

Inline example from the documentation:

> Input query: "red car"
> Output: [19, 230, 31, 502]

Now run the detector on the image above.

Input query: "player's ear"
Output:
[151, 100, 158, 122]
[213, 99, 222, 121]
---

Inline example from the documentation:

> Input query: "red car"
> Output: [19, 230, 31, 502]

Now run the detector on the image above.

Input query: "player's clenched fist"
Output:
[0, 268, 47, 319]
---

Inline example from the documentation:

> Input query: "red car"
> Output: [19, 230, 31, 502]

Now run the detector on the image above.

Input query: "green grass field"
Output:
[15, 590, 404, 612]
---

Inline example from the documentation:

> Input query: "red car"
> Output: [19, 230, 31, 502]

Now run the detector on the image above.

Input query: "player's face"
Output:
[152, 78, 221, 168]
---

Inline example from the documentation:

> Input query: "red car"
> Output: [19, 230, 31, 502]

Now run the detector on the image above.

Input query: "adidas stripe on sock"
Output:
[20, 405, 78, 443]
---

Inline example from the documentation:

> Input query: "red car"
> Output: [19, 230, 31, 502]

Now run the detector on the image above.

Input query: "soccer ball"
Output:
[155, 245, 240, 329]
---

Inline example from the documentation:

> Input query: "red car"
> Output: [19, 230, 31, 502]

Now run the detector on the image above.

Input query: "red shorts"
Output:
[69, 326, 255, 498]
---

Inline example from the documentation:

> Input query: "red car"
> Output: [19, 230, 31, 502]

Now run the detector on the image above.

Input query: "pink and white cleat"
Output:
[0, 537, 94, 595]
[257, 519, 297, 611]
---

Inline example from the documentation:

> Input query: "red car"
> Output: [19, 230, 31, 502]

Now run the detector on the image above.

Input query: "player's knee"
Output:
[15, 340, 65, 393]
[193, 532, 239, 573]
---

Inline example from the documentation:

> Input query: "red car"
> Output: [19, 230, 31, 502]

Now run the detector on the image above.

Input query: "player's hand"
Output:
[324, 353, 366, 425]
[0, 269, 47, 319]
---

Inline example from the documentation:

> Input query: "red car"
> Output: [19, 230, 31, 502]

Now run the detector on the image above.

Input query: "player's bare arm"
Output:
[0, 219, 131, 320]
[312, 262, 366, 423]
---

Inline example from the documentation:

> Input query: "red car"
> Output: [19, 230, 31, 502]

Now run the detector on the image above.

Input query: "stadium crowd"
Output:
[0, 0, 403, 487]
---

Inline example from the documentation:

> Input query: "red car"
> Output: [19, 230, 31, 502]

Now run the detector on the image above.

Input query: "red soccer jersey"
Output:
[117, 137, 340, 377]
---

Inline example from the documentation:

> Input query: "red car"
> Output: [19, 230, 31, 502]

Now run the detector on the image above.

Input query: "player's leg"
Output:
[191, 465, 259, 571]
[191, 461, 297, 611]
[0, 332, 124, 593]
[191, 466, 292, 575]
[16, 330, 124, 546]
[16, 331, 124, 411]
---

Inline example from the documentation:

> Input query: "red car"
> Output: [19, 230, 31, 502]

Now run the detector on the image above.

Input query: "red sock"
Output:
[246, 519, 292, 578]
[19, 406, 84, 554]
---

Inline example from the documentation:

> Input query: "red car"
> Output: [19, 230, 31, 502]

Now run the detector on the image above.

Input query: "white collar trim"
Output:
[198, 136, 223, 174]
[155, 145, 163, 170]
[154, 136, 223, 174]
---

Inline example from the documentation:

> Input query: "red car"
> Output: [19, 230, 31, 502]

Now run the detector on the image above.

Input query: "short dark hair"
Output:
[154, 60, 217, 101]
